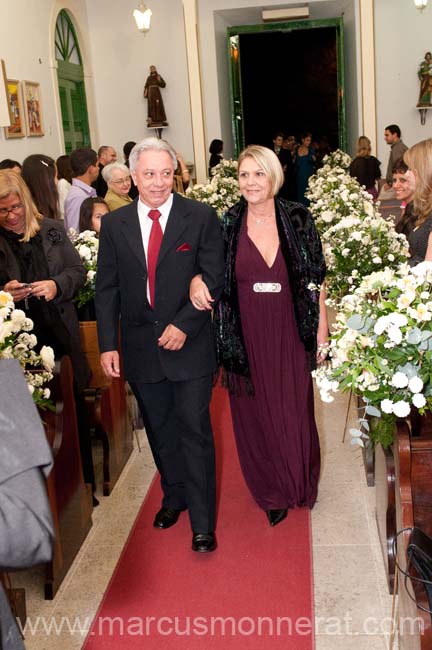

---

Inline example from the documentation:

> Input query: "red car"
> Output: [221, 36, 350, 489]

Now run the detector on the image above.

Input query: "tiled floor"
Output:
[14, 389, 401, 650]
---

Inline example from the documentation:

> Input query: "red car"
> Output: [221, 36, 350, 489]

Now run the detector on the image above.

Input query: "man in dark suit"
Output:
[95, 138, 224, 552]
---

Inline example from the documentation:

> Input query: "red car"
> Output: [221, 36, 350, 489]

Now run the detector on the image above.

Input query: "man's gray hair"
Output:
[102, 162, 130, 184]
[129, 137, 177, 172]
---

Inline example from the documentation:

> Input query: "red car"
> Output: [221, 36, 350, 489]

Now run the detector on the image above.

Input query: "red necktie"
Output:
[147, 209, 163, 307]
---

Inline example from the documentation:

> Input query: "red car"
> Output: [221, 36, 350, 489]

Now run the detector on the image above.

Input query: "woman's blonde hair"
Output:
[404, 139, 432, 223]
[356, 136, 371, 158]
[237, 145, 284, 197]
[0, 170, 41, 241]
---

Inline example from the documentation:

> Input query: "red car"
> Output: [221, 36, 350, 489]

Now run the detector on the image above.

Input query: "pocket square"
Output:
[176, 242, 192, 252]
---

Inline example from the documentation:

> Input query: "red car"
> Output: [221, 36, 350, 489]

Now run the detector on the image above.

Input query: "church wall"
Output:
[0, 0, 90, 161]
[374, 0, 431, 167]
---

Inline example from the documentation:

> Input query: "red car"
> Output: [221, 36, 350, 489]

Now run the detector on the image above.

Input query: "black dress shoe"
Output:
[192, 532, 217, 553]
[266, 509, 288, 527]
[153, 507, 182, 529]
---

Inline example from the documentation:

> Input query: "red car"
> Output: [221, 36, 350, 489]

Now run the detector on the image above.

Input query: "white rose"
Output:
[374, 316, 389, 335]
[40, 345, 55, 371]
[381, 399, 394, 414]
[43, 388, 51, 399]
[387, 326, 402, 344]
[372, 256, 382, 264]
[408, 376, 424, 393]
[412, 393, 426, 408]
[320, 391, 334, 403]
[392, 400, 411, 418]
[391, 372, 409, 388]
[27, 384, 35, 395]
[78, 245, 92, 261]
[10, 309, 26, 324]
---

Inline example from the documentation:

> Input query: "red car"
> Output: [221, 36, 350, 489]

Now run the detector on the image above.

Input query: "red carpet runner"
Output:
[83, 387, 314, 649]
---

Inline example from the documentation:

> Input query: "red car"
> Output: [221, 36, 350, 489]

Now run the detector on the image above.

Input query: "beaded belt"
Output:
[253, 282, 282, 293]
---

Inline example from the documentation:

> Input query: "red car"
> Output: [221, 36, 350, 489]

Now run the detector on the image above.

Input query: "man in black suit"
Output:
[95, 138, 224, 552]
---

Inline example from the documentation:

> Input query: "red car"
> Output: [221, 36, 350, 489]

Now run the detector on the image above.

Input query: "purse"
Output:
[394, 526, 432, 616]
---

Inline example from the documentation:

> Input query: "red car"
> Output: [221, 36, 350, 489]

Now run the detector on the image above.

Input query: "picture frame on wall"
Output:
[4, 78, 26, 139]
[23, 80, 44, 137]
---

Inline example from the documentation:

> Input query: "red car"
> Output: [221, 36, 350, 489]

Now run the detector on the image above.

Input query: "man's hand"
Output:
[100, 351, 121, 378]
[158, 324, 187, 351]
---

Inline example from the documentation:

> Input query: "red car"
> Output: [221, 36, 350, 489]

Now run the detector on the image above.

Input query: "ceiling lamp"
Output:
[414, 0, 428, 10]
[133, 3, 152, 32]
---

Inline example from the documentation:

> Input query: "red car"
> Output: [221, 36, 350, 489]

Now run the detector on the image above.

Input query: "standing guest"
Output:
[95, 137, 224, 552]
[102, 162, 133, 211]
[92, 145, 117, 198]
[56, 154, 73, 220]
[123, 141, 139, 200]
[278, 135, 297, 201]
[64, 148, 99, 233]
[392, 159, 417, 237]
[190, 145, 327, 527]
[22, 154, 60, 221]
[173, 151, 191, 193]
[0, 159, 21, 174]
[404, 139, 432, 265]
[384, 124, 408, 188]
[208, 139, 223, 176]
[0, 170, 97, 504]
[0, 360, 54, 650]
[79, 196, 109, 234]
[296, 132, 316, 205]
[349, 136, 381, 200]
[271, 132, 284, 155]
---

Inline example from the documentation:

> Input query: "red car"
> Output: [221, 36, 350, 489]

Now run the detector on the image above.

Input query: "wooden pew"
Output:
[43, 355, 93, 599]
[79, 322, 133, 496]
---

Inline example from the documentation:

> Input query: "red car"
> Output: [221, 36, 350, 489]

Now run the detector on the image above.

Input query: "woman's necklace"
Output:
[249, 213, 274, 225]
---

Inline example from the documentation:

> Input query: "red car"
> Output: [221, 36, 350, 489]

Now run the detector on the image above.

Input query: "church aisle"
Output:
[18, 388, 396, 650]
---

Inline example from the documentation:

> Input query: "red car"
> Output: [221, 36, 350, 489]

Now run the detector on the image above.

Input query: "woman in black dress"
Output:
[190, 146, 327, 526]
[404, 139, 432, 265]
[349, 136, 381, 200]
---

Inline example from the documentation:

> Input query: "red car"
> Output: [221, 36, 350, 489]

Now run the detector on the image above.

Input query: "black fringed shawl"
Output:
[213, 197, 326, 394]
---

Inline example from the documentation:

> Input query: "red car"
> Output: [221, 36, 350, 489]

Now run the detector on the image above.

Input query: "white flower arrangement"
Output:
[69, 229, 99, 308]
[313, 262, 432, 448]
[186, 159, 241, 217]
[0, 291, 54, 409]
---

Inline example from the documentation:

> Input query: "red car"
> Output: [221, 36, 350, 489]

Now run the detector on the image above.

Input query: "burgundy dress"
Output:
[229, 224, 320, 510]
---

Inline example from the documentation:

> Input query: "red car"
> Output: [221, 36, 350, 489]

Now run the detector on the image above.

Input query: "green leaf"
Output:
[365, 405, 381, 417]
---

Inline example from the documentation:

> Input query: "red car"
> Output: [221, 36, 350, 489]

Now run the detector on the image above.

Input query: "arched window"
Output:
[55, 10, 90, 152]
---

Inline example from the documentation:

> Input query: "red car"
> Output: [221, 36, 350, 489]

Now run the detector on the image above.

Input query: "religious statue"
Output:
[417, 52, 432, 107]
[143, 65, 168, 127]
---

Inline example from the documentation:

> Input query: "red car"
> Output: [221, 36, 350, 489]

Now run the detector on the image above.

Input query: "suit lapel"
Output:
[157, 193, 188, 268]
[120, 206, 147, 272]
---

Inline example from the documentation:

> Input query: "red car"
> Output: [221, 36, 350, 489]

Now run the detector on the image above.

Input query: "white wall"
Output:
[374, 0, 432, 166]
[0, 0, 91, 162]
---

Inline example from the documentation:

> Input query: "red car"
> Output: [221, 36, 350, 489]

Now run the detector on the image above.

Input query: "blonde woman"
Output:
[404, 138, 432, 265]
[349, 136, 381, 200]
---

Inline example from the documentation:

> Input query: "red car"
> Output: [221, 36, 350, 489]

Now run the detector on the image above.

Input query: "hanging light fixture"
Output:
[414, 0, 428, 10]
[133, 3, 152, 32]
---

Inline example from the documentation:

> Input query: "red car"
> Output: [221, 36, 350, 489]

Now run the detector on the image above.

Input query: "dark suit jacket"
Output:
[95, 192, 225, 383]
[0, 218, 90, 391]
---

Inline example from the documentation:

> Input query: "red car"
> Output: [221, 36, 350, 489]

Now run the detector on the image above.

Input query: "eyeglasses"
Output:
[0, 203, 24, 217]
[111, 177, 131, 185]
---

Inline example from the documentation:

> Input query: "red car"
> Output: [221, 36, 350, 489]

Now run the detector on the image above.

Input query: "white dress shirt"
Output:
[137, 193, 174, 302]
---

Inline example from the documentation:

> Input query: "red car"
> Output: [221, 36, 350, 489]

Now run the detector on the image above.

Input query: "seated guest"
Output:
[349, 136, 381, 200]
[102, 162, 133, 211]
[56, 154, 73, 220]
[123, 141, 138, 200]
[208, 139, 223, 176]
[392, 158, 417, 237]
[0, 170, 97, 504]
[79, 196, 109, 234]
[64, 148, 99, 233]
[0, 159, 21, 174]
[22, 154, 60, 221]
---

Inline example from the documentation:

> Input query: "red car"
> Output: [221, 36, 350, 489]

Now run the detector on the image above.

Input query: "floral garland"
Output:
[186, 159, 241, 218]
[313, 262, 432, 447]
[0, 291, 54, 409]
[69, 229, 99, 308]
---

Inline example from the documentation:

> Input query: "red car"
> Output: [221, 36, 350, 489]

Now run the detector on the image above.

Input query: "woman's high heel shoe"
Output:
[266, 508, 288, 527]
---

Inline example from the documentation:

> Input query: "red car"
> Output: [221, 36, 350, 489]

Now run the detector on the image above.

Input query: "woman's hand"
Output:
[29, 280, 57, 302]
[316, 328, 329, 364]
[3, 279, 33, 303]
[189, 274, 214, 311]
